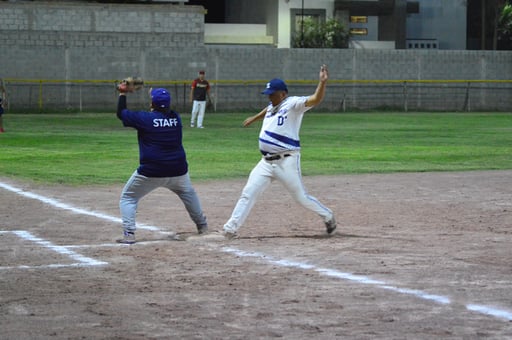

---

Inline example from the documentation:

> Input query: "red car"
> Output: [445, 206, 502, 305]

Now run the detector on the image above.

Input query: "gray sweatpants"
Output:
[119, 170, 207, 233]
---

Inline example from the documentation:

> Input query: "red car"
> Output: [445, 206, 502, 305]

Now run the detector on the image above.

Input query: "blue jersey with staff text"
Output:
[119, 108, 188, 177]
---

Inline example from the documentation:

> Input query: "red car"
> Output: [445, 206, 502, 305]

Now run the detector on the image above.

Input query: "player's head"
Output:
[262, 78, 288, 95]
[150, 88, 171, 112]
[262, 78, 288, 105]
[198, 70, 206, 79]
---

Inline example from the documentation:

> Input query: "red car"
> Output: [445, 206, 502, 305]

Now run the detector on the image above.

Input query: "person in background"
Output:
[189, 70, 211, 128]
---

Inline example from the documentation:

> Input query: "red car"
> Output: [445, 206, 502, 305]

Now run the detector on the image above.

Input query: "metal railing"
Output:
[2, 79, 511, 112]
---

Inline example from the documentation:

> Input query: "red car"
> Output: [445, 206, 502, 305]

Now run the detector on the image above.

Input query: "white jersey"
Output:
[258, 96, 312, 154]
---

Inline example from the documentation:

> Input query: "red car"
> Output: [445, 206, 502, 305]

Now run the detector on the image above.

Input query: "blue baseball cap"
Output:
[262, 78, 288, 95]
[151, 88, 171, 109]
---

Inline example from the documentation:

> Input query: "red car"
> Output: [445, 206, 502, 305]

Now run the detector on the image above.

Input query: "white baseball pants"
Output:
[224, 152, 333, 233]
[191, 100, 206, 127]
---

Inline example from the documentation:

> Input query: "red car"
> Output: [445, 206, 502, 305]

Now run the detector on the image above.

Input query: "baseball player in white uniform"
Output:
[221, 64, 336, 238]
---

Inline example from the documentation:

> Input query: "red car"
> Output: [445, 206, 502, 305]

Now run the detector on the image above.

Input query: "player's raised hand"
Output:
[118, 80, 135, 93]
[117, 77, 143, 93]
[306, 65, 328, 107]
[319, 64, 329, 83]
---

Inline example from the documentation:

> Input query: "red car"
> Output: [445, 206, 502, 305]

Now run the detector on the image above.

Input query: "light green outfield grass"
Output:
[0, 112, 511, 185]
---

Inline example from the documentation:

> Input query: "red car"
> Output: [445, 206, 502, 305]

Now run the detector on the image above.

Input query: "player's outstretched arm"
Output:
[243, 107, 267, 127]
[116, 82, 130, 119]
[116, 93, 128, 120]
[305, 64, 328, 107]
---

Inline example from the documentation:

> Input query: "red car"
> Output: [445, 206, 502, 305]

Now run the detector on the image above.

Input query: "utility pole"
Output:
[301, 0, 305, 47]
[481, 0, 486, 49]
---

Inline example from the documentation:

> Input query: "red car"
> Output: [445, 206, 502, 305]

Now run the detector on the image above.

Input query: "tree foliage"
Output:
[482, 0, 512, 49]
[497, 2, 512, 49]
[292, 18, 349, 48]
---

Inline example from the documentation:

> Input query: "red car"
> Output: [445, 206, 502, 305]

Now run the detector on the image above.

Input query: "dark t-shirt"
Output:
[191, 78, 210, 101]
[117, 96, 188, 177]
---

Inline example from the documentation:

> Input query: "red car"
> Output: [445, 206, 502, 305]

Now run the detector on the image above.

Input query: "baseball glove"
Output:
[117, 76, 144, 93]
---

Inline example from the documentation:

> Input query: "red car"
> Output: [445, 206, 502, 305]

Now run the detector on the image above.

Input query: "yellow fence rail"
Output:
[2, 79, 512, 112]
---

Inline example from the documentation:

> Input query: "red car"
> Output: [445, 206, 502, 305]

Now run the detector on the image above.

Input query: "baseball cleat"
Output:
[204, 230, 238, 240]
[116, 231, 136, 244]
[325, 217, 337, 235]
[186, 230, 236, 242]
[221, 230, 239, 240]
[197, 225, 209, 235]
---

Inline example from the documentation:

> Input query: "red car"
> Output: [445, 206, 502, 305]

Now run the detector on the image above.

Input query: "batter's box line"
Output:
[0, 230, 108, 270]
[0, 181, 161, 232]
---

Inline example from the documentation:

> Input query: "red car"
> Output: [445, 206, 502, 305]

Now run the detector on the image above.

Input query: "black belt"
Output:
[264, 153, 291, 161]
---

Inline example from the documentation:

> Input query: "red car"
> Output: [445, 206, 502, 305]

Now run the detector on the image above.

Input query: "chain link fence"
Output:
[2, 79, 511, 113]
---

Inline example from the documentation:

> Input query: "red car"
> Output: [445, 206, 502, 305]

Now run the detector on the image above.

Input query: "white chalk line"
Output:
[219, 247, 512, 322]
[0, 230, 108, 270]
[1, 181, 512, 322]
[0, 182, 161, 232]
[63, 239, 176, 249]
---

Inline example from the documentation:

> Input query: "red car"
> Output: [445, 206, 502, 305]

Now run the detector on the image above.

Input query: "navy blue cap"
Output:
[262, 78, 288, 95]
[151, 88, 171, 108]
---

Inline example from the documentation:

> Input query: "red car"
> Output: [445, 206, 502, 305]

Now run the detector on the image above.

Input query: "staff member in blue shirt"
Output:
[116, 82, 208, 244]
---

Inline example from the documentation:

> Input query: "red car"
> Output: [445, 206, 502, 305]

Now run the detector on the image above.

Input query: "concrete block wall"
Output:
[0, 1, 205, 80]
[0, 2, 203, 34]
[204, 48, 512, 111]
[0, 1, 511, 111]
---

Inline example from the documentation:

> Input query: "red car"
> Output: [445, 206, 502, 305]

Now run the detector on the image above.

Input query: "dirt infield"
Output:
[1, 171, 511, 339]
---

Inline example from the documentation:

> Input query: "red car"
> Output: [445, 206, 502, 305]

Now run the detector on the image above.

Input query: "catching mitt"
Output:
[117, 76, 144, 93]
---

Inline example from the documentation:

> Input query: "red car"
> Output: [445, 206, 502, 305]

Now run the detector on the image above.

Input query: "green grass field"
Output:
[1, 112, 511, 185]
